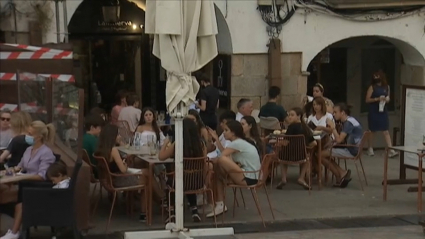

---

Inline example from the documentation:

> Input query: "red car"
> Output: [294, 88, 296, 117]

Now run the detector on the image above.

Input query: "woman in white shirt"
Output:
[307, 97, 334, 134]
[207, 120, 261, 218]
[134, 107, 165, 146]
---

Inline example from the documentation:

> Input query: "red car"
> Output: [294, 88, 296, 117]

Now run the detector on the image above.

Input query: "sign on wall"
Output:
[403, 86, 425, 168]
[212, 55, 231, 108]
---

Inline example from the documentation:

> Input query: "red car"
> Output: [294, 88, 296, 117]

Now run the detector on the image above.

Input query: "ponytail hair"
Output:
[291, 107, 313, 139]
[31, 120, 56, 144]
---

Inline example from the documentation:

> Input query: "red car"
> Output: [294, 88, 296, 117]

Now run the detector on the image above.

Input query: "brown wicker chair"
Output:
[92, 154, 146, 231]
[330, 131, 370, 191]
[81, 149, 102, 218]
[164, 156, 217, 226]
[270, 135, 312, 194]
[117, 120, 134, 143]
[223, 153, 276, 227]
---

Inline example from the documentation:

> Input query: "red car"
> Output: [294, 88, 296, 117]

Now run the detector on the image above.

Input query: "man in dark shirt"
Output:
[196, 73, 219, 129]
[259, 86, 287, 122]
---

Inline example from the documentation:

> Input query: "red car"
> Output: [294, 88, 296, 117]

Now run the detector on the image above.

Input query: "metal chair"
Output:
[81, 149, 102, 218]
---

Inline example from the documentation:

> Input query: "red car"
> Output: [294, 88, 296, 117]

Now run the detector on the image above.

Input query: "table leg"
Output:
[383, 147, 389, 201]
[317, 140, 322, 190]
[418, 156, 422, 213]
[148, 163, 154, 225]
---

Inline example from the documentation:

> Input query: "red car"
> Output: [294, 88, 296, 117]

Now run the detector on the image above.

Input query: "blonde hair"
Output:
[31, 120, 56, 144]
[10, 111, 32, 135]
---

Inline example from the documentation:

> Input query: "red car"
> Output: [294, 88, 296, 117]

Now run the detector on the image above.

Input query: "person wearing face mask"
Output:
[0, 110, 13, 149]
[365, 70, 397, 157]
[0, 112, 32, 167]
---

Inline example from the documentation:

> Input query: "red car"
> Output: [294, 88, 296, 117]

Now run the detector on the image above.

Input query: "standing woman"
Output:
[365, 70, 397, 157]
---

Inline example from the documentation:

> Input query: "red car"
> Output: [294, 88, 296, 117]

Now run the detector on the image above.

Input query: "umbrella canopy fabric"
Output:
[145, 0, 218, 115]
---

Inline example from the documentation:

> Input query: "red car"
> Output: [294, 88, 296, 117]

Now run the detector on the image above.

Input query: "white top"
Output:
[53, 178, 70, 189]
[307, 113, 334, 127]
[227, 139, 261, 180]
[210, 133, 231, 159]
[236, 112, 244, 122]
[118, 106, 142, 132]
[0, 129, 13, 148]
[134, 130, 166, 146]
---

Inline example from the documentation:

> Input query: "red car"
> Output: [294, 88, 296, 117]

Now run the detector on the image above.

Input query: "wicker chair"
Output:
[92, 154, 146, 231]
[116, 120, 134, 143]
[81, 149, 102, 218]
[270, 135, 312, 194]
[223, 154, 276, 227]
[330, 131, 370, 191]
[164, 156, 217, 226]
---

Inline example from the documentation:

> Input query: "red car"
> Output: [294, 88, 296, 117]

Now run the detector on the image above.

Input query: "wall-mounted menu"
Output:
[404, 87, 425, 168]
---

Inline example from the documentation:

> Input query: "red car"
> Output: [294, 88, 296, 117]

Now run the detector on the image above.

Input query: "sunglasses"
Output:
[1, 117, 10, 122]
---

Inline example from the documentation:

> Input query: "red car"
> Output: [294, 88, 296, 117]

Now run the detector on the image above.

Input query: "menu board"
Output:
[403, 87, 425, 168]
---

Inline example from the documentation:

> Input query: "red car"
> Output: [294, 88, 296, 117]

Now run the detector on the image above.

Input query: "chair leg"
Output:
[354, 161, 364, 191]
[250, 188, 266, 228]
[92, 185, 102, 220]
[232, 188, 237, 218]
[359, 157, 368, 186]
[106, 192, 117, 232]
[270, 162, 275, 190]
[222, 186, 226, 225]
[239, 189, 246, 208]
[263, 185, 275, 220]
[209, 189, 217, 228]
[308, 162, 311, 195]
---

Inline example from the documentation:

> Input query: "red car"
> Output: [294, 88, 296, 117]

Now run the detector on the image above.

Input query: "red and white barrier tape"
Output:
[0, 72, 75, 82]
[0, 51, 72, 60]
[0, 103, 74, 115]
[0, 43, 71, 55]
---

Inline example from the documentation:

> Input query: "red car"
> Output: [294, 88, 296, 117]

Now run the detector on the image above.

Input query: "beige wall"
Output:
[230, 53, 307, 113]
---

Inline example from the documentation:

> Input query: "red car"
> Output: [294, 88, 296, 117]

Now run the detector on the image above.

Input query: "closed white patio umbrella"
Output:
[125, 0, 234, 238]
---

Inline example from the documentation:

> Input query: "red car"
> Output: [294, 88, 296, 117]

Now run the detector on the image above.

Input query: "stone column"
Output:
[280, 53, 307, 110]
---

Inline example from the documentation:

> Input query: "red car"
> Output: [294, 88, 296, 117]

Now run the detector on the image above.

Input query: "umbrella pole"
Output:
[174, 103, 185, 231]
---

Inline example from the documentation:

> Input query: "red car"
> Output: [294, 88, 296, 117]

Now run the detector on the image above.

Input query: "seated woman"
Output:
[307, 97, 334, 135]
[241, 116, 263, 156]
[134, 107, 165, 146]
[95, 124, 164, 222]
[207, 120, 261, 217]
[276, 107, 317, 190]
[0, 121, 57, 239]
[303, 83, 334, 115]
[0, 111, 32, 167]
[187, 109, 215, 156]
[158, 118, 209, 222]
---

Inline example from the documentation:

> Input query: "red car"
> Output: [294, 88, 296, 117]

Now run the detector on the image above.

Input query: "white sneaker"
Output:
[388, 150, 399, 158]
[0, 230, 20, 239]
[206, 203, 227, 218]
[196, 194, 204, 206]
[367, 148, 374, 156]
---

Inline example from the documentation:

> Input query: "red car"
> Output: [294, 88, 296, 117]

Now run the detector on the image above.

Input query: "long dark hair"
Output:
[225, 120, 258, 150]
[291, 107, 313, 139]
[242, 116, 262, 153]
[183, 118, 204, 158]
[188, 109, 206, 134]
[95, 124, 118, 162]
[138, 107, 160, 141]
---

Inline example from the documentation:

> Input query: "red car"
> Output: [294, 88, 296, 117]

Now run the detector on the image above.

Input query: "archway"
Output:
[305, 36, 425, 148]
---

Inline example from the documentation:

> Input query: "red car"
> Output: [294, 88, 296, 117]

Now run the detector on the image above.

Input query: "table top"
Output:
[0, 174, 35, 184]
[390, 146, 425, 155]
[137, 155, 174, 164]
[118, 146, 150, 155]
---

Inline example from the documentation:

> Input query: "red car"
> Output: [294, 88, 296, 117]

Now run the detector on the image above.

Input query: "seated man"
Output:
[321, 103, 362, 188]
[235, 99, 253, 122]
[83, 114, 105, 178]
[259, 86, 287, 122]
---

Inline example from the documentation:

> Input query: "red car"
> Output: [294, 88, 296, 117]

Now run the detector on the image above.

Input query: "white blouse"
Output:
[134, 130, 166, 147]
[307, 112, 334, 127]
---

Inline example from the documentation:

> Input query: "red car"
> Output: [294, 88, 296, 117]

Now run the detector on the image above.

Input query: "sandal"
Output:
[333, 170, 351, 187]
[276, 181, 286, 190]
[297, 180, 312, 190]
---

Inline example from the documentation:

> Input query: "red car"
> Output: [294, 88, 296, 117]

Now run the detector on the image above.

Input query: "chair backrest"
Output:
[81, 149, 97, 183]
[251, 109, 260, 123]
[258, 153, 276, 184]
[353, 131, 371, 158]
[169, 156, 207, 192]
[92, 154, 115, 191]
[275, 135, 308, 163]
[68, 159, 83, 192]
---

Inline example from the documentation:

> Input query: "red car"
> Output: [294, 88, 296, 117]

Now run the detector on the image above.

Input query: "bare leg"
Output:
[280, 165, 288, 184]
[383, 130, 393, 147]
[215, 156, 247, 202]
[298, 163, 309, 184]
[321, 150, 347, 181]
[368, 132, 374, 148]
[11, 203, 22, 233]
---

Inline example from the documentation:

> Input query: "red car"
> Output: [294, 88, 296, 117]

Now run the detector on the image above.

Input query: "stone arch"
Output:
[214, 4, 233, 54]
[302, 35, 425, 71]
